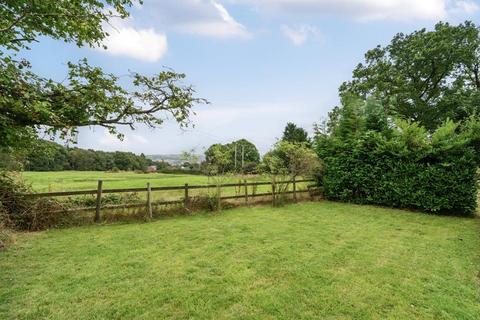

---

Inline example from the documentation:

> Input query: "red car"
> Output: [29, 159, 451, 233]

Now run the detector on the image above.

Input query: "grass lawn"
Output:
[1, 202, 479, 319]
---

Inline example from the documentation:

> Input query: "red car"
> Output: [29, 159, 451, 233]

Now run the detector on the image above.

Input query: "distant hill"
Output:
[147, 154, 204, 165]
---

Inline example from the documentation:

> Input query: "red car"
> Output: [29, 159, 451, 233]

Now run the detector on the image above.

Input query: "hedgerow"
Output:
[0, 172, 67, 231]
[315, 99, 479, 215]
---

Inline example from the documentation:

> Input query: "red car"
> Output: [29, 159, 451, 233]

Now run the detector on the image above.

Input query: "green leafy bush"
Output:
[189, 194, 221, 212]
[0, 172, 65, 230]
[64, 193, 141, 208]
[260, 141, 323, 206]
[316, 99, 478, 215]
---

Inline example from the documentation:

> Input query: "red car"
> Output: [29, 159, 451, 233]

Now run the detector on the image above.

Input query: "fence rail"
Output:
[22, 179, 314, 198]
[21, 179, 317, 220]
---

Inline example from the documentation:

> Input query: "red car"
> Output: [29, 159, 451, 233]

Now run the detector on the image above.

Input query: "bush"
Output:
[0, 172, 65, 230]
[260, 141, 323, 207]
[64, 193, 141, 208]
[189, 194, 220, 211]
[317, 122, 478, 215]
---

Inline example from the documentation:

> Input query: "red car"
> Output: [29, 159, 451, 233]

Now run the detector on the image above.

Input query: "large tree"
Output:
[0, 0, 206, 149]
[340, 21, 480, 131]
[204, 139, 260, 174]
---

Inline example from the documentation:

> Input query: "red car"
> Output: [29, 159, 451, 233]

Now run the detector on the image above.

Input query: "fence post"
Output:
[95, 180, 103, 222]
[293, 176, 297, 202]
[146, 182, 153, 221]
[271, 181, 276, 207]
[244, 179, 248, 204]
[184, 183, 189, 208]
[216, 183, 222, 212]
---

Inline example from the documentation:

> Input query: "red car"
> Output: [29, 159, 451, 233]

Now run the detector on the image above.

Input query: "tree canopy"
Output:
[204, 139, 260, 174]
[0, 0, 206, 150]
[260, 141, 321, 179]
[16, 139, 162, 172]
[282, 122, 310, 144]
[340, 21, 480, 131]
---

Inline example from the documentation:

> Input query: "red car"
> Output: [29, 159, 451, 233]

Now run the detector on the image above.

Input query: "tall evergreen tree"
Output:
[282, 123, 310, 144]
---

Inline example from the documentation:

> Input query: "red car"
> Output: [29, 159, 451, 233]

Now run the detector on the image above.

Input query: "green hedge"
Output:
[319, 136, 478, 215]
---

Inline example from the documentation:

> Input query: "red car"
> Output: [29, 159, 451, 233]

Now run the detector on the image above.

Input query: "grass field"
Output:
[20, 171, 236, 192]
[19, 171, 310, 204]
[1, 201, 479, 319]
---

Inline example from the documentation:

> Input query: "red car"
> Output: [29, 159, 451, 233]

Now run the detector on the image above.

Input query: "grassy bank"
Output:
[1, 202, 479, 319]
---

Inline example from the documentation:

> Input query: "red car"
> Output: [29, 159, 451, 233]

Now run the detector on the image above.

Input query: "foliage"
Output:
[21, 139, 157, 171]
[203, 144, 232, 175]
[1, 0, 206, 149]
[282, 122, 310, 144]
[180, 149, 201, 170]
[0, 150, 24, 171]
[315, 99, 478, 215]
[189, 192, 231, 212]
[340, 21, 480, 131]
[260, 141, 322, 206]
[25, 140, 70, 171]
[64, 193, 141, 209]
[0, 58, 207, 148]
[1, 0, 134, 52]
[204, 139, 260, 174]
[189, 194, 219, 212]
[261, 141, 322, 178]
[460, 115, 480, 164]
[0, 172, 65, 230]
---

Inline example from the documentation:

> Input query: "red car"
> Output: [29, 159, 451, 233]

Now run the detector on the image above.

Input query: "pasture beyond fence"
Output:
[22, 179, 317, 222]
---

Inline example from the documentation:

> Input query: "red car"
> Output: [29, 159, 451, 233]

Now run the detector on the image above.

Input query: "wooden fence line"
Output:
[49, 190, 313, 214]
[22, 179, 317, 220]
[22, 179, 314, 198]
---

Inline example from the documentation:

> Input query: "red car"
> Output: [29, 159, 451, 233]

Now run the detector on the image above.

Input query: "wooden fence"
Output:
[22, 179, 316, 222]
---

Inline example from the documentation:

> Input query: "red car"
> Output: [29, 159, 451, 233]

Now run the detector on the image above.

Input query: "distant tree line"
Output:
[203, 139, 261, 174]
[202, 127, 313, 175]
[14, 140, 168, 172]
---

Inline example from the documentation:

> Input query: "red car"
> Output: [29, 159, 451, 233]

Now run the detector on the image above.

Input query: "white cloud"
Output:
[233, 0, 479, 21]
[99, 19, 168, 62]
[281, 24, 321, 46]
[449, 0, 479, 15]
[146, 0, 250, 39]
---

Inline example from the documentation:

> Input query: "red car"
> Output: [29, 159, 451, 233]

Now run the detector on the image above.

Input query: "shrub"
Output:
[64, 193, 141, 208]
[260, 141, 323, 206]
[189, 194, 220, 212]
[0, 171, 65, 230]
[316, 118, 478, 215]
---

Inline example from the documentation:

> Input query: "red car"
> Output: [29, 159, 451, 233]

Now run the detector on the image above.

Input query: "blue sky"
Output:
[24, 0, 480, 155]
